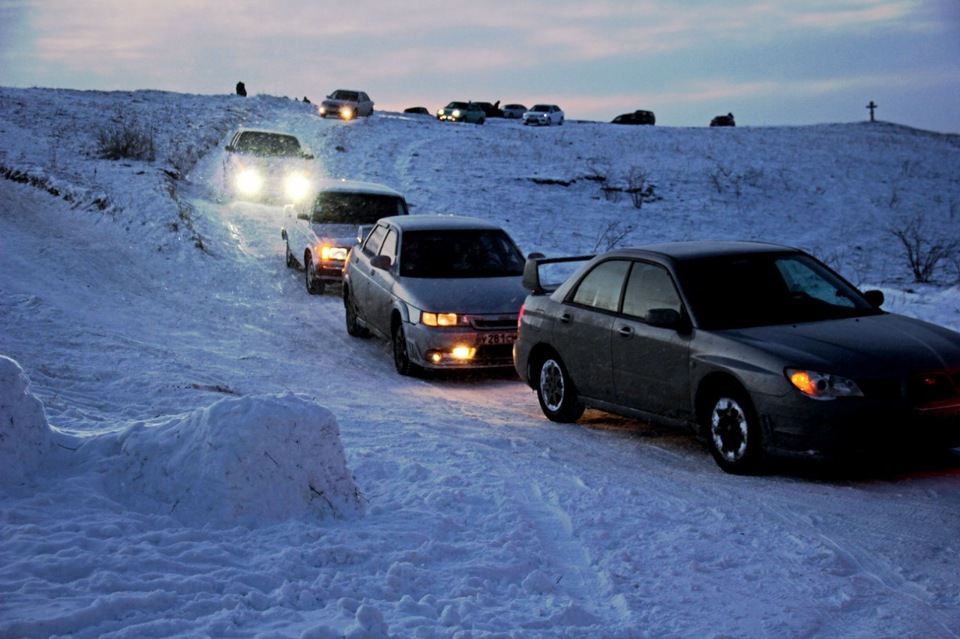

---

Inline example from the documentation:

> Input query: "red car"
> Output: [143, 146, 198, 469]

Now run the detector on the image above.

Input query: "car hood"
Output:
[400, 276, 528, 315]
[726, 313, 960, 376]
[323, 98, 356, 107]
[310, 223, 363, 248]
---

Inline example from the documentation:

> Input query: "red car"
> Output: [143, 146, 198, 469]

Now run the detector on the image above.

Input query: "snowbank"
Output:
[0, 355, 364, 526]
[0, 355, 57, 485]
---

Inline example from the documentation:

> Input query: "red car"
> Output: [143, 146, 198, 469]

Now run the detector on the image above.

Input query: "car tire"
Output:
[535, 354, 584, 423]
[704, 385, 763, 475]
[344, 289, 368, 337]
[392, 322, 421, 377]
[305, 252, 324, 295]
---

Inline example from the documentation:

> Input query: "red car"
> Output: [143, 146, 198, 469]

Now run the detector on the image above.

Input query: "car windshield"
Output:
[233, 132, 302, 157]
[331, 90, 359, 101]
[530, 105, 551, 112]
[308, 193, 406, 225]
[399, 229, 525, 279]
[446, 102, 468, 109]
[678, 252, 880, 330]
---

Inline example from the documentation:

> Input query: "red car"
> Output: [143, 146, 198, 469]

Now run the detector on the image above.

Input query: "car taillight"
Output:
[517, 304, 525, 328]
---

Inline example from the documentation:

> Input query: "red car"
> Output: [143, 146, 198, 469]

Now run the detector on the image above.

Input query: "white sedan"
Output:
[523, 104, 565, 126]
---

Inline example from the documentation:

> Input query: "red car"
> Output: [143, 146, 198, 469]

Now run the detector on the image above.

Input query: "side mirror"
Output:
[645, 308, 682, 329]
[224, 145, 234, 152]
[370, 255, 392, 270]
[864, 289, 884, 308]
[303, 153, 314, 160]
[527, 252, 545, 260]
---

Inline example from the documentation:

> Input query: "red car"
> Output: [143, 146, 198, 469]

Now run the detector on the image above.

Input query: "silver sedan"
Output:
[343, 215, 530, 375]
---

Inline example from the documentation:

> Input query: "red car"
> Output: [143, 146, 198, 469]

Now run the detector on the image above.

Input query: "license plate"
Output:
[476, 332, 517, 346]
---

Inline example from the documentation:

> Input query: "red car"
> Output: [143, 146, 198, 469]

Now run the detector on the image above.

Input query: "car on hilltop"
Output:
[436, 101, 486, 124]
[513, 241, 960, 474]
[501, 104, 527, 119]
[710, 113, 736, 127]
[523, 104, 564, 126]
[281, 179, 408, 295]
[612, 110, 656, 125]
[319, 90, 374, 120]
[343, 215, 530, 375]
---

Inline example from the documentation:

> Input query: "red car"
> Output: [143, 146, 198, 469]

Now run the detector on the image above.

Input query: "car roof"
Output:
[234, 127, 299, 138]
[378, 214, 505, 232]
[313, 178, 405, 198]
[600, 240, 800, 262]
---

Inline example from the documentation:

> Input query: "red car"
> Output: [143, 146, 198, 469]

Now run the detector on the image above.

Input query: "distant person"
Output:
[236, 81, 247, 97]
[303, 96, 311, 104]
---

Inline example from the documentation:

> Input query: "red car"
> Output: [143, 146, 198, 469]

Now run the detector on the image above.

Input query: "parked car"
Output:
[403, 106, 431, 116]
[612, 110, 656, 125]
[514, 241, 960, 474]
[319, 90, 374, 120]
[343, 215, 530, 375]
[222, 129, 314, 203]
[501, 104, 528, 119]
[710, 113, 736, 127]
[281, 179, 408, 295]
[436, 102, 486, 124]
[523, 104, 564, 126]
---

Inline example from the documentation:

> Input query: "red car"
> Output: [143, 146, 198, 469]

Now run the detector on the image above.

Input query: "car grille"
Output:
[860, 371, 960, 407]
[471, 316, 518, 330]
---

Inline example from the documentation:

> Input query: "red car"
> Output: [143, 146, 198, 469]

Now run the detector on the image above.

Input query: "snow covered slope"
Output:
[1, 87, 959, 638]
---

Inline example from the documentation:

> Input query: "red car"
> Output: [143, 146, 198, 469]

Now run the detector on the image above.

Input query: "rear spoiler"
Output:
[522, 254, 594, 295]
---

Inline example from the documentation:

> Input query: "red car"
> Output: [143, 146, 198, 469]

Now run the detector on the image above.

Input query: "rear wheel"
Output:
[305, 252, 324, 295]
[704, 385, 763, 474]
[535, 355, 584, 422]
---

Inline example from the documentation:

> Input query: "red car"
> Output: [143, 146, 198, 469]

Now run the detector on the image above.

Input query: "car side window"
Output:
[622, 262, 682, 319]
[379, 229, 398, 263]
[362, 224, 388, 256]
[570, 260, 630, 312]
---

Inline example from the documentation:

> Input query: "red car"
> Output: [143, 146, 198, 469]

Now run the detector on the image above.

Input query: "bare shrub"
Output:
[96, 117, 156, 161]
[889, 214, 958, 283]
[593, 220, 635, 251]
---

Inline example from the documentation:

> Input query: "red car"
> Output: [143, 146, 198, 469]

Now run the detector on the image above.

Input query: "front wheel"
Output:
[535, 355, 584, 422]
[704, 385, 763, 474]
[344, 289, 368, 337]
[305, 253, 324, 295]
[392, 323, 421, 376]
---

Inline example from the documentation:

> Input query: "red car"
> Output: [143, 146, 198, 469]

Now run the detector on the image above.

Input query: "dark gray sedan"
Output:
[513, 241, 960, 474]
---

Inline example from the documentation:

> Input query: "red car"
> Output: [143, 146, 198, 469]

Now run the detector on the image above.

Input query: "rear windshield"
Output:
[399, 229, 525, 278]
[308, 193, 407, 225]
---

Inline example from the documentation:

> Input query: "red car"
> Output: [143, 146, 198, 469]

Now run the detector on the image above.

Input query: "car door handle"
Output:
[559, 312, 573, 324]
[617, 325, 634, 338]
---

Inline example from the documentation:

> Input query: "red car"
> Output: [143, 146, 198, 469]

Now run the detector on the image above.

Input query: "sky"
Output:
[1, 0, 958, 132]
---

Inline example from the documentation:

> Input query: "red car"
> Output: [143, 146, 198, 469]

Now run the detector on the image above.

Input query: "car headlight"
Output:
[452, 109, 461, 118]
[319, 245, 348, 262]
[422, 312, 461, 327]
[285, 173, 311, 201]
[786, 368, 863, 400]
[235, 168, 262, 195]
[340, 106, 355, 120]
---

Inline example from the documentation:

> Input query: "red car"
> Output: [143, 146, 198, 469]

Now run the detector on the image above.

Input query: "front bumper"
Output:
[758, 393, 960, 457]
[404, 322, 518, 370]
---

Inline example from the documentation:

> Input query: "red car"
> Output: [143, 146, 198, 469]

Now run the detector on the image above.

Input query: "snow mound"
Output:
[0, 355, 56, 485]
[113, 392, 365, 525]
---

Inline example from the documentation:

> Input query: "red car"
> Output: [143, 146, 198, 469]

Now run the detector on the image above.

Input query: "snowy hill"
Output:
[1, 87, 959, 638]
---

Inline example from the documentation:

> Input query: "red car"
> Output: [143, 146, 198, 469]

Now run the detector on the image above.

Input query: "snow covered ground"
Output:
[1, 87, 959, 638]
